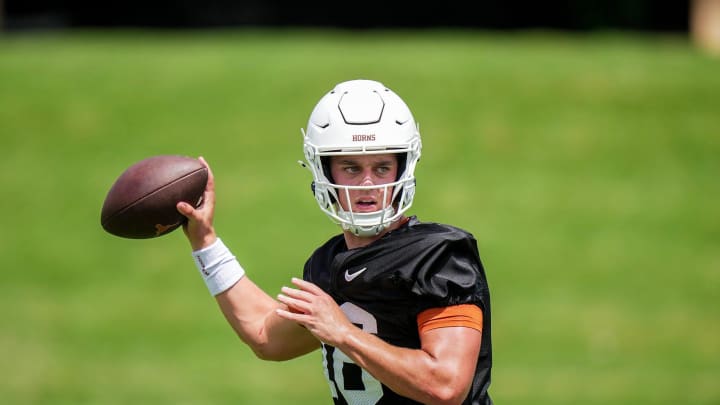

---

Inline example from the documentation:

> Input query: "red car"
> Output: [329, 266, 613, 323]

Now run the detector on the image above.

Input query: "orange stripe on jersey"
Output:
[417, 304, 483, 334]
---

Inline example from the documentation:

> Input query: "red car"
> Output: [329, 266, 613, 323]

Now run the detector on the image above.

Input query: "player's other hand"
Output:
[177, 156, 218, 251]
[276, 278, 353, 347]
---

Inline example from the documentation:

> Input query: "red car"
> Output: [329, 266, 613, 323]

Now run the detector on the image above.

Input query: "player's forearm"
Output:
[216, 277, 320, 360]
[337, 329, 469, 405]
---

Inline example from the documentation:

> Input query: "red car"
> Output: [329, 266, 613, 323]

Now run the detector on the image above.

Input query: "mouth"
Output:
[354, 197, 380, 212]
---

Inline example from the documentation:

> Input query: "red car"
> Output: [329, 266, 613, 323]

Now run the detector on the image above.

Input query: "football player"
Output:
[177, 79, 492, 404]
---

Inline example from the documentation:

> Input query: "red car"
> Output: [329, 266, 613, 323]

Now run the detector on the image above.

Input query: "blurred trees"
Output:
[3, 0, 689, 31]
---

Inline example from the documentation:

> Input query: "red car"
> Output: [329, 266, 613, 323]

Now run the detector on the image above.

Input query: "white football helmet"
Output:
[301, 79, 422, 237]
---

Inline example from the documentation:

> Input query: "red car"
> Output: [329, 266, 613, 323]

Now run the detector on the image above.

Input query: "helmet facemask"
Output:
[305, 151, 418, 237]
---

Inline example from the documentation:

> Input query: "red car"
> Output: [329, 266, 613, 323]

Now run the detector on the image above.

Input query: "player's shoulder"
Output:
[408, 217, 474, 237]
[381, 216, 483, 267]
[395, 217, 488, 307]
[400, 216, 478, 245]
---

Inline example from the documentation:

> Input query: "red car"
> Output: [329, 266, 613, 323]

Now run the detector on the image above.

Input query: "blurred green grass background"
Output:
[0, 30, 718, 404]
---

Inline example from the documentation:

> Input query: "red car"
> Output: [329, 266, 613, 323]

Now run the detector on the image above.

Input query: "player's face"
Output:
[329, 154, 399, 213]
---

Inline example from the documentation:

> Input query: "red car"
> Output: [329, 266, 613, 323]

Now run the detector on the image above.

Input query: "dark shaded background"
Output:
[3, 0, 690, 31]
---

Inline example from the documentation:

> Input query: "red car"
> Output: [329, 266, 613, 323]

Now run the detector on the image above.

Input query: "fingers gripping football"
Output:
[177, 157, 218, 250]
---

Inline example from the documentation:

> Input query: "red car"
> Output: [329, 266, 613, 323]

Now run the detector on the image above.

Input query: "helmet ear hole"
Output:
[320, 156, 334, 184]
[318, 157, 337, 204]
[396, 153, 407, 181]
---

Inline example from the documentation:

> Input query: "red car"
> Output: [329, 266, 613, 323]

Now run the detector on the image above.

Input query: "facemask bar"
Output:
[313, 176, 414, 236]
[300, 128, 420, 236]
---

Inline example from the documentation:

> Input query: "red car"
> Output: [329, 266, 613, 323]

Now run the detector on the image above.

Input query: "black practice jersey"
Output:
[303, 216, 492, 405]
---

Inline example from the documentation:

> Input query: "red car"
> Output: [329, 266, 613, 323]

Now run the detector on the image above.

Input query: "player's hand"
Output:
[177, 156, 217, 251]
[275, 278, 354, 347]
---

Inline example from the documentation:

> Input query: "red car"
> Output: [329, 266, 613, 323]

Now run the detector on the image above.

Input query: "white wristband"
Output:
[192, 238, 245, 296]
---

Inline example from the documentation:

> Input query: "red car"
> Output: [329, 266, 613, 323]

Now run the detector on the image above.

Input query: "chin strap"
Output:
[338, 206, 397, 237]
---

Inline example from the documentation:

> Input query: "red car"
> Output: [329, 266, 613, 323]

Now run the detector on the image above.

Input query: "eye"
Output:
[343, 165, 361, 174]
[375, 165, 392, 176]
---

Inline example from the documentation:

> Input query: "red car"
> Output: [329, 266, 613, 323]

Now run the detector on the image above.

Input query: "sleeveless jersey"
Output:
[303, 216, 492, 404]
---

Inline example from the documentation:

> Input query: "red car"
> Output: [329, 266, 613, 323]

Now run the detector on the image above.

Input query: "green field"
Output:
[1, 29, 718, 404]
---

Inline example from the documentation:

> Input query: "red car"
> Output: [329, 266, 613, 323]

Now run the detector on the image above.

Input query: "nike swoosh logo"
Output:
[344, 267, 367, 282]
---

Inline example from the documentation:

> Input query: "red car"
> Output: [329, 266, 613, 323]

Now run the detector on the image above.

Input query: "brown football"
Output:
[101, 155, 208, 239]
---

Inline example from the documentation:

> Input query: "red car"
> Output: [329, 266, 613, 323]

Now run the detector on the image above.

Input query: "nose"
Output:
[360, 175, 375, 186]
[358, 167, 376, 186]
